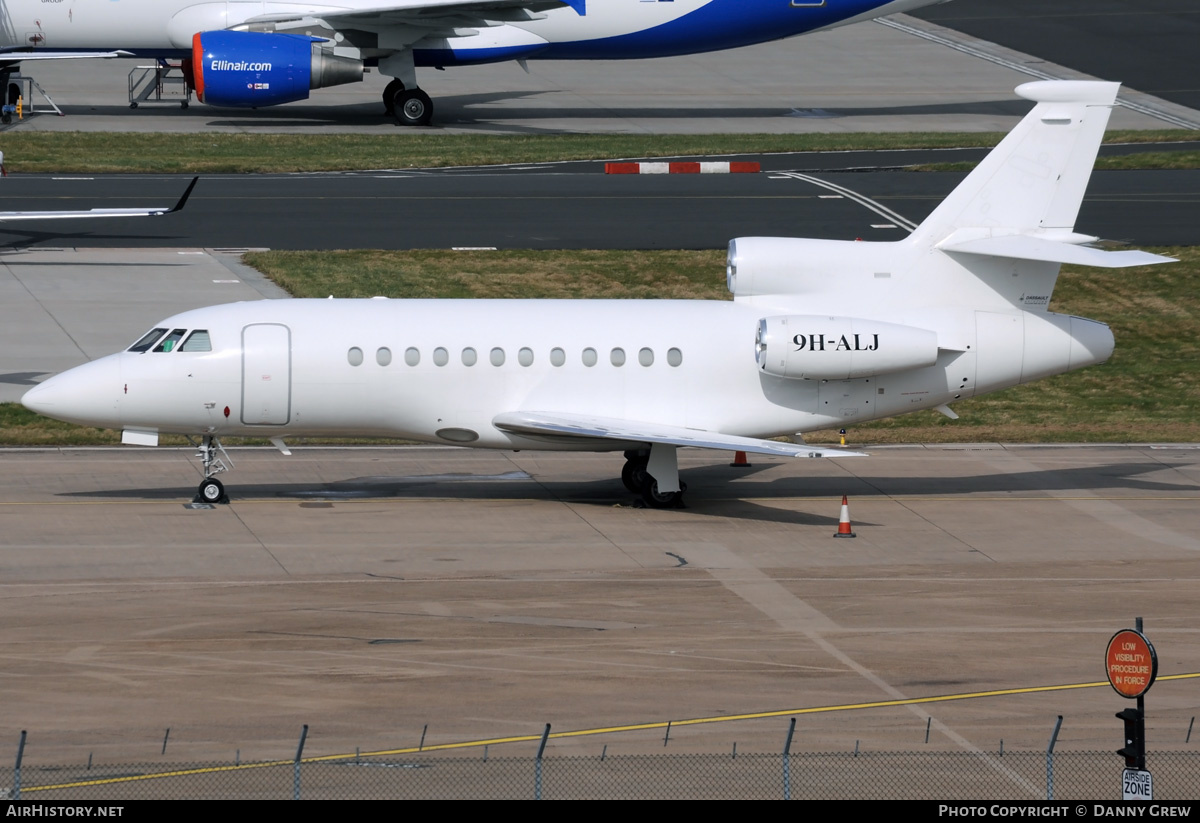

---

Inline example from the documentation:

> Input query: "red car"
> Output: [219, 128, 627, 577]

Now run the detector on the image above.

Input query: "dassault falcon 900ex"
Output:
[22, 82, 1174, 507]
[0, 0, 945, 125]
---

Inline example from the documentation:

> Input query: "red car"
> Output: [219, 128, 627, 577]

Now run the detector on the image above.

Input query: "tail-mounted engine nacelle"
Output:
[756, 315, 940, 380]
[191, 31, 363, 107]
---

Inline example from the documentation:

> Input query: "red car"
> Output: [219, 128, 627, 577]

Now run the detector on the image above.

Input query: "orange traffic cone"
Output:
[833, 495, 856, 538]
[730, 450, 752, 468]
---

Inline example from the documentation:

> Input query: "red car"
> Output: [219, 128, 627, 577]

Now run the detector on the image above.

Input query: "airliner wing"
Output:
[245, 0, 584, 27]
[0, 177, 197, 222]
[493, 411, 866, 458]
[0, 50, 133, 62]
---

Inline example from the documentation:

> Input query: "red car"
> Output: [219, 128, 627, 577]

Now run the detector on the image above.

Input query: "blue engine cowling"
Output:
[192, 31, 363, 107]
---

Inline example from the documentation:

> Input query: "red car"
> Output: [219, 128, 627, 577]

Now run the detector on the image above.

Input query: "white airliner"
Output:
[22, 82, 1174, 507]
[0, 0, 944, 125]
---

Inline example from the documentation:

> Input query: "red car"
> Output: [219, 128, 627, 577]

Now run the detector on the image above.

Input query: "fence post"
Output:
[13, 731, 26, 801]
[782, 718, 796, 801]
[1045, 715, 1063, 801]
[535, 724, 550, 800]
[293, 725, 308, 801]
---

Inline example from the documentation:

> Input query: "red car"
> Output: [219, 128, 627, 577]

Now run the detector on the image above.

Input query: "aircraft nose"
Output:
[21, 355, 123, 428]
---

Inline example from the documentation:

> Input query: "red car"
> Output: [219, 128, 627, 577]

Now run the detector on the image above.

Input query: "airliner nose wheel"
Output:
[393, 88, 433, 127]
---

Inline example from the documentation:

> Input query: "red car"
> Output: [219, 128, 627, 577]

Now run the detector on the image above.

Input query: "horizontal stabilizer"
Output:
[938, 233, 1176, 269]
[493, 411, 866, 459]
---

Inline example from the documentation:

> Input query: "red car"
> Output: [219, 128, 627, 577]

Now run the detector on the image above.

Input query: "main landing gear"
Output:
[382, 78, 433, 127]
[193, 434, 231, 505]
[621, 448, 686, 509]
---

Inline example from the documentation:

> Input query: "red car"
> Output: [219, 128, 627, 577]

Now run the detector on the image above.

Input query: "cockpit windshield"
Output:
[153, 329, 187, 352]
[128, 328, 168, 353]
[128, 327, 214, 353]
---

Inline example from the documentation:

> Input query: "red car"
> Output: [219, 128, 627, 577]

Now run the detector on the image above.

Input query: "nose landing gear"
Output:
[192, 434, 232, 504]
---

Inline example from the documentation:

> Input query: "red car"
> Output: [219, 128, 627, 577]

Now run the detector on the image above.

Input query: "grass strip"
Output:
[0, 130, 1196, 174]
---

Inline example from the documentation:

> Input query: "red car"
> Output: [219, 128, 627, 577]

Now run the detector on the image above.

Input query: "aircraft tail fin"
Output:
[908, 81, 1120, 247]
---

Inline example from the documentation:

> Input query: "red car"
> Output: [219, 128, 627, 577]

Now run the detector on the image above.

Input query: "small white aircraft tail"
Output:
[727, 81, 1173, 314]
[909, 81, 1120, 245]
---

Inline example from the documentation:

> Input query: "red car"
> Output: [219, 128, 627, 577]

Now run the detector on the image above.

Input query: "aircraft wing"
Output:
[0, 177, 197, 222]
[0, 50, 133, 62]
[245, 0, 584, 27]
[492, 411, 867, 459]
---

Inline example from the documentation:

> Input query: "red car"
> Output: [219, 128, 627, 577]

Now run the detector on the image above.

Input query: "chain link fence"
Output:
[9, 750, 1198, 800]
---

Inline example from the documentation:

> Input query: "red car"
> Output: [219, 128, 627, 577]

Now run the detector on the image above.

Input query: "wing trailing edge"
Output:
[493, 411, 866, 458]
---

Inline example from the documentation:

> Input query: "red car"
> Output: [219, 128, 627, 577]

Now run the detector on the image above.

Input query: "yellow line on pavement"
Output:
[24, 672, 1200, 792]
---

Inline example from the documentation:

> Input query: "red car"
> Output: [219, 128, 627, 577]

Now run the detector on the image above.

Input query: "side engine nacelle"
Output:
[191, 31, 363, 107]
[756, 315, 940, 380]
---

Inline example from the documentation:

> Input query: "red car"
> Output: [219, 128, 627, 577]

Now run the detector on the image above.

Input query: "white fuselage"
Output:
[23, 295, 1110, 450]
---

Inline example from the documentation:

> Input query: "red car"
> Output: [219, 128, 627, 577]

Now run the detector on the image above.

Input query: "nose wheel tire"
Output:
[196, 477, 228, 505]
[394, 89, 433, 127]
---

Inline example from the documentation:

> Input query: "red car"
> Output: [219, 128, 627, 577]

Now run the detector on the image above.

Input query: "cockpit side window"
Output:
[128, 328, 168, 353]
[153, 329, 187, 353]
[180, 330, 212, 352]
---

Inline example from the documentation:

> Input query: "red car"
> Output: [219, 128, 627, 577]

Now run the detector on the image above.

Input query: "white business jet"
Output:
[0, 0, 945, 125]
[22, 82, 1174, 507]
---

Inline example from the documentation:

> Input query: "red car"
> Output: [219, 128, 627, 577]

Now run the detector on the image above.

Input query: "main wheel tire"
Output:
[198, 478, 225, 504]
[642, 480, 682, 509]
[394, 88, 433, 127]
[621, 459, 650, 493]
[382, 78, 404, 114]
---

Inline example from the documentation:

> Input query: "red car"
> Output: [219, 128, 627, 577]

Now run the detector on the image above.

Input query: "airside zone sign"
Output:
[1106, 629, 1158, 698]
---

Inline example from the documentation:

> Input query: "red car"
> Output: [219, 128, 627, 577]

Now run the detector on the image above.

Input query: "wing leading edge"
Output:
[492, 411, 867, 459]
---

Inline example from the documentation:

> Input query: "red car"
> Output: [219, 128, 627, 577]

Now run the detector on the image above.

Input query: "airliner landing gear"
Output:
[382, 78, 403, 115]
[392, 87, 433, 127]
[192, 434, 231, 504]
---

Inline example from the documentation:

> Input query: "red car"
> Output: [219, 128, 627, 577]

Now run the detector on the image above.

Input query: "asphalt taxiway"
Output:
[1, 443, 1198, 764]
[1, 166, 1196, 251]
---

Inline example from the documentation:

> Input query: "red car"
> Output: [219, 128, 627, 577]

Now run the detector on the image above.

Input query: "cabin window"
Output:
[582, 347, 597, 367]
[347, 347, 364, 366]
[433, 347, 449, 366]
[639, 347, 654, 367]
[128, 328, 168, 353]
[518, 347, 534, 367]
[153, 329, 187, 353]
[550, 347, 566, 367]
[462, 347, 478, 366]
[376, 347, 392, 366]
[667, 347, 683, 367]
[180, 330, 212, 352]
[405, 347, 420, 366]
[610, 348, 626, 367]
[490, 347, 505, 367]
